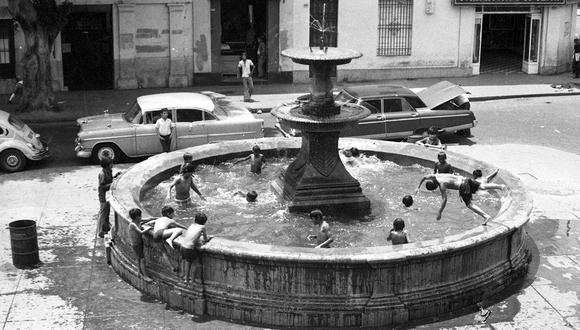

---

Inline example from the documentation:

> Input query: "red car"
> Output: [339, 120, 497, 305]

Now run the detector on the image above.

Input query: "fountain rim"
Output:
[109, 137, 532, 262]
[281, 47, 363, 65]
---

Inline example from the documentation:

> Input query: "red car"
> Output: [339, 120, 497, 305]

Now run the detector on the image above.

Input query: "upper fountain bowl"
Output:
[281, 47, 362, 65]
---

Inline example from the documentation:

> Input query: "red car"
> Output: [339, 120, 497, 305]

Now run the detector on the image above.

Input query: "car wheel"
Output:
[456, 129, 472, 137]
[92, 144, 123, 164]
[0, 149, 27, 172]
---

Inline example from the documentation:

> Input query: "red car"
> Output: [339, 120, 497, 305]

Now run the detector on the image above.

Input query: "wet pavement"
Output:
[1, 143, 579, 329]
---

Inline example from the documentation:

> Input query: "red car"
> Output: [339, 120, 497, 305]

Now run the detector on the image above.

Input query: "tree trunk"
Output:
[19, 28, 55, 112]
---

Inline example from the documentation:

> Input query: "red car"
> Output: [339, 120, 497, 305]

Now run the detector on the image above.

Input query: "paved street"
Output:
[1, 94, 580, 329]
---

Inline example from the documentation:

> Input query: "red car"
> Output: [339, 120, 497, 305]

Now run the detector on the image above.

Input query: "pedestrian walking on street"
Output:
[573, 36, 580, 79]
[238, 52, 255, 102]
[155, 109, 175, 152]
[98, 157, 121, 238]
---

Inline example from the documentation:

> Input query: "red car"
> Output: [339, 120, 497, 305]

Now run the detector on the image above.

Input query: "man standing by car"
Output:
[237, 52, 255, 102]
[155, 109, 175, 152]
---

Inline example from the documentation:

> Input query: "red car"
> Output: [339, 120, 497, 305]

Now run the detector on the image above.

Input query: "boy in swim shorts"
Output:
[415, 173, 505, 225]
[179, 213, 212, 284]
[168, 163, 205, 205]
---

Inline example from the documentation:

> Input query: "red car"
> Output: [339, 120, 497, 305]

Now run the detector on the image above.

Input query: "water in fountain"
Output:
[140, 155, 501, 248]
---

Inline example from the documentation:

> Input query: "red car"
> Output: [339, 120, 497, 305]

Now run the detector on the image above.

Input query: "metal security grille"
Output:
[0, 20, 16, 77]
[377, 0, 413, 56]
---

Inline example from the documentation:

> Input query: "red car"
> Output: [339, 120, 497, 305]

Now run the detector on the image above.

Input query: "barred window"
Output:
[0, 20, 16, 77]
[377, 0, 413, 56]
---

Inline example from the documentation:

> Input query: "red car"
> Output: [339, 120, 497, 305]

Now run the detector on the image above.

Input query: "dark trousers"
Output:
[98, 201, 110, 234]
[159, 134, 172, 152]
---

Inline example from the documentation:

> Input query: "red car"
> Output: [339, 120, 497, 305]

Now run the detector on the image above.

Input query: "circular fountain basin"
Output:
[107, 137, 531, 328]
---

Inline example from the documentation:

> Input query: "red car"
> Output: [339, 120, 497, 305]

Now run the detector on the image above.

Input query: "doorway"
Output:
[219, 0, 268, 80]
[62, 5, 113, 90]
[480, 14, 526, 74]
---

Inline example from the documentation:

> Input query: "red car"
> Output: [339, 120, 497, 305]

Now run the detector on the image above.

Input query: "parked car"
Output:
[75, 92, 264, 163]
[275, 81, 476, 139]
[0, 110, 49, 172]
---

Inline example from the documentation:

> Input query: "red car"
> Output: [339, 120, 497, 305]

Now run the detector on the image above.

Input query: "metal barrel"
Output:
[8, 220, 40, 268]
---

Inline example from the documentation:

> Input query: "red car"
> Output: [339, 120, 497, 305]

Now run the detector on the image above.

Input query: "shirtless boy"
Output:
[414, 173, 505, 224]
[307, 209, 334, 248]
[178, 213, 212, 284]
[143, 206, 184, 244]
[233, 145, 266, 174]
[168, 163, 205, 205]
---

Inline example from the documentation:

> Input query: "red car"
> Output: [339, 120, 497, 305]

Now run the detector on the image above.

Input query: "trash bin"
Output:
[8, 220, 40, 268]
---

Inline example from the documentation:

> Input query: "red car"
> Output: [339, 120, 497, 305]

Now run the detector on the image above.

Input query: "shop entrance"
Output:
[480, 14, 526, 74]
[61, 5, 113, 90]
[472, 9, 541, 75]
[218, 0, 268, 81]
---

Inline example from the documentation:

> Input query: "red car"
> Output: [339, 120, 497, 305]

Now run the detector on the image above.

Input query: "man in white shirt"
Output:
[155, 109, 175, 152]
[237, 52, 254, 102]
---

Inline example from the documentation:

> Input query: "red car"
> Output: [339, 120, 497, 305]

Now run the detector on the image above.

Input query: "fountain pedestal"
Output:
[272, 47, 371, 215]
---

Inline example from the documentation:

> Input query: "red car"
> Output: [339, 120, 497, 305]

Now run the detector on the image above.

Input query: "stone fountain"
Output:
[271, 47, 371, 214]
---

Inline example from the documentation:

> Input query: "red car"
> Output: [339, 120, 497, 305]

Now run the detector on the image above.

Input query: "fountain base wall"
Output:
[107, 138, 532, 328]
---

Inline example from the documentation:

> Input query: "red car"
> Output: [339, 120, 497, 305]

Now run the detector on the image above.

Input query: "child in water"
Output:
[167, 163, 205, 205]
[233, 145, 266, 174]
[416, 126, 446, 150]
[387, 218, 410, 245]
[307, 209, 333, 248]
[233, 190, 258, 202]
[434, 151, 455, 174]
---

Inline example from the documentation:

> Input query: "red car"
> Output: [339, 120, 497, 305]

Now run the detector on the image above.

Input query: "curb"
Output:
[20, 91, 580, 124]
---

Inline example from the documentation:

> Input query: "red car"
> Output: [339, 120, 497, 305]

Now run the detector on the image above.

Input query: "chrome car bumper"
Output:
[75, 138, 92, 158]
[27, 143, 49, 161]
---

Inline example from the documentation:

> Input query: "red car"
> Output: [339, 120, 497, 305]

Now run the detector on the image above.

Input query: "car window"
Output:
[0, 127, 4, 135]
[124, 101, 141, 122]
[145, 110, 173, 124]
[8, 115, 25, 130]
[335, 90, 356, 104]
[204, 112, 217, 121]
[404, 96, 426, 109]
[360, 100, 381, 114]
[176, 109, 203, 122]
[383, 99, 403, 113]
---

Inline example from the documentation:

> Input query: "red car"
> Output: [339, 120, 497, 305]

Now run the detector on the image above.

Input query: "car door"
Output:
[343, 98, 386, 138]
[134, 109, 170, 156]
[174, 108, 208, 149]
[384, 97, 422, 138]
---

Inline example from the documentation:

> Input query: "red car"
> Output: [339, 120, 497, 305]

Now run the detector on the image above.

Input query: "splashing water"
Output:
[140, 155, 501, 248]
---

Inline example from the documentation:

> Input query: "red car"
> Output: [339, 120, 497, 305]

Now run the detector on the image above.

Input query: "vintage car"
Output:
[275, 81, 476, 139]
[75, 92, 264, 163]
[0, 110, 49, 172]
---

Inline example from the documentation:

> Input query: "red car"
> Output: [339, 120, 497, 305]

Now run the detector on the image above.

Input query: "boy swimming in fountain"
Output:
[167, 163, 205, 206]
[434, 152, 455, 174]
[387, 218, 410, 245]
[180, 152, 194, 174]
[307, 209, 333, 248]
[414, 173, 506, 225]
[233, 190, 258, 202]
[233, 145, 266, 174]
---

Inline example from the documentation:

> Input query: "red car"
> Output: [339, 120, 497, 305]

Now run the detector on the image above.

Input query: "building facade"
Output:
[0, 0, 577, 93]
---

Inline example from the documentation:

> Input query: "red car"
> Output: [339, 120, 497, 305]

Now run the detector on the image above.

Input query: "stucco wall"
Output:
[192, 0, 211, 73]
[280, 0, 474, 82]
[540, 5, 576, 74]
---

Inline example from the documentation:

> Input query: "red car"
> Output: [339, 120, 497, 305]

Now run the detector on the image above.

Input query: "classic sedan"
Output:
[75, 92, 264, 163]
[0, 110, 49, 172]
[276, 81, 476, 139]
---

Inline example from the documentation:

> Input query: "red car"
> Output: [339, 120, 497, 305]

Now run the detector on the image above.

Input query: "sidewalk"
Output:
[3, 72, 580, 123]
[0, 143, 579, 329]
